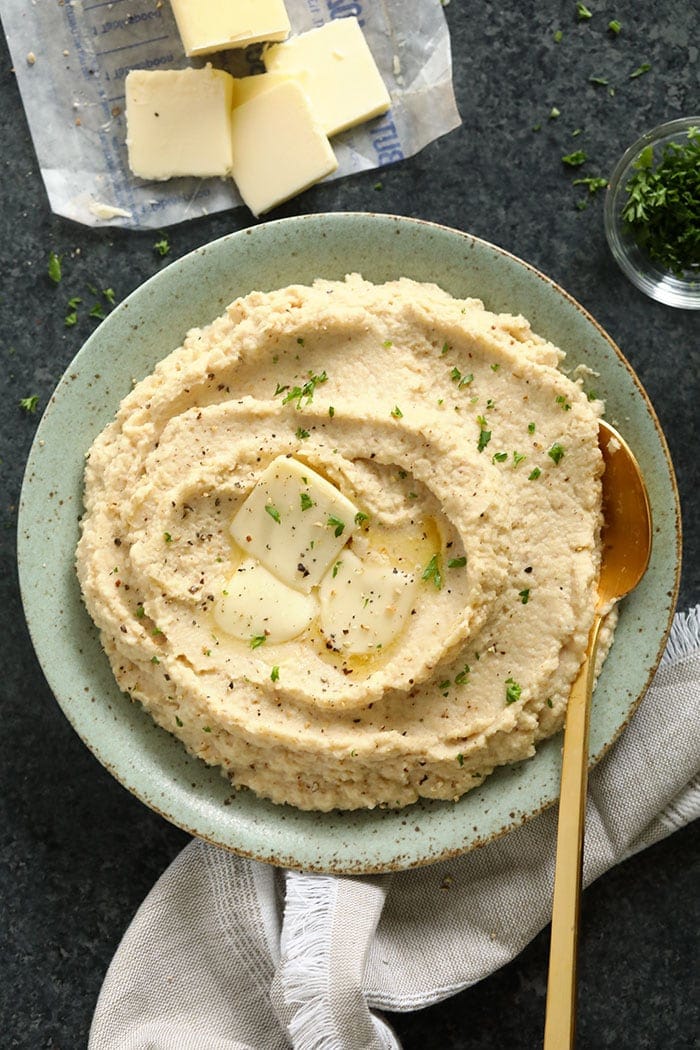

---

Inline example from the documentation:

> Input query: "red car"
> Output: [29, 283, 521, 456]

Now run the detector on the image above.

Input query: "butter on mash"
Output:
[76, 276, 605, 812]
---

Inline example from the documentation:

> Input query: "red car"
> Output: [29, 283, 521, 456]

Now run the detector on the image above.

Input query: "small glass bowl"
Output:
[604, 116, 700, 309]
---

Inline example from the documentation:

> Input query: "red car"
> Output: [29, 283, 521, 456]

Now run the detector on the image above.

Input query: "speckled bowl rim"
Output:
[17, 213, 681, 874]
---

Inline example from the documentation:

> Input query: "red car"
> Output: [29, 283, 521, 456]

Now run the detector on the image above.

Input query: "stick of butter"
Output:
[264, 17, 391, 137]
[230, 80, 338, 216]
[169, 0, 290, 57]
[125, 66, 234, 180]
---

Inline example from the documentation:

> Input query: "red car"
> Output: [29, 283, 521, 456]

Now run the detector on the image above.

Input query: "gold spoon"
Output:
[543, 420, 652, 1050]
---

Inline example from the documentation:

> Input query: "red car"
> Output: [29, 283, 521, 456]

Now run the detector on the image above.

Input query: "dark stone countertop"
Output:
[1, 2, 698, 1047]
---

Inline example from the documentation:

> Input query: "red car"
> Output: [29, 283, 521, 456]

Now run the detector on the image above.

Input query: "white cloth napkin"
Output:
[89, 607, 700, 1050]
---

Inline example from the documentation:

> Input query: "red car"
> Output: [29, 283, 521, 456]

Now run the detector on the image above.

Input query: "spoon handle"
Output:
[543, 613, 604, 1050]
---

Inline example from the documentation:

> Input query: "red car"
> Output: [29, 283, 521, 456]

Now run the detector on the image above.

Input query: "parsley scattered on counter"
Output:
[103, 287, 116, 305]
[562, 150, 587, 167]
[629, 62, 651, 79]
[505, 677, 522, 704]
[548, 442, 566, 464]
[265, 505, 282, 524]
[608, 19, 622, 33]
[48, 251, 62, 284]
[250, 635, 267, 649]
[19, 395, 39, 414]
[573, 175, 609, 194]
[65, 310, 78, 327]
[422, 553, 442, 590]
[89, 303, 105, 320]
[576, 2, 592, 20]
[154, 236, 170, 257]
[620, 126, 700, 275]
[553, 29, 563, 42]
[549, 106, 561, 120]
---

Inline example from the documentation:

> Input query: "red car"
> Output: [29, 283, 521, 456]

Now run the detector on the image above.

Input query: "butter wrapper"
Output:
[0, 0, 461, 229]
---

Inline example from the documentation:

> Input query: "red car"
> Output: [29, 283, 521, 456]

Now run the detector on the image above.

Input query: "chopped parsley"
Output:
[492, 451, 508, 463]
[390, 405, 403, 418]
[476, 416, 492, 452]
[505, 677, 522, 704]
[327, 515, 345, 537]
[151, 655, 160, 664]
[421, 554, 442, 590]
[548, 442, 566, 464]
[549, 106, 561, 120]
[629, 62, 651, 79]
[573, 176, 609, 194]
[332, 561, 342, 578]
[448, 555, 467, 568]
[329, 405, 335, 418]
[553, 28, 563, 42]
[354, 511, 369, 526]
[89, 303, 105, 320]
[457, 752, 465, 767]
[519, 588, 531, 604]
[512, 451, 526, 468]
[271, 666, 280, 682]
[454, 664, 470, 685]
[620, 126, 700, 275]
[265, 505, 282, 524]
[163, 531, 173, 543]
[282, 370, 328, 409]
[450, 366, 474, 388]
[19, 395, 39, 414]
[250, 635, 267, 649]
[556, 395, 572, 410]
[175, 715, 184, 727]
[528, 466, 542, 480]
[562, 150, 587, 168]
[576, 2, 592, 20]
[135, 604, 145, 618]
[589, 75, 609, 86]
[295, 426, 310, 440]
[153, 236, 170, 257]
[527, 422, 536, 434]
[296, 337, 305, 346]
[48, 251, 62, 284]
[382, 339, 393, 348]
[103, 287, 116, 306]
[300, 492, 314, 511]
[608, 19, 622, 33]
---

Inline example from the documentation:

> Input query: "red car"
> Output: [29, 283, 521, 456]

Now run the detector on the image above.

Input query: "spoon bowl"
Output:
[543, 420, 652, 1049]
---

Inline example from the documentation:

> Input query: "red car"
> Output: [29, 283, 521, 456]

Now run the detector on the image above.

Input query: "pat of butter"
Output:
[230, 80, 337, 216]
[318, 550, 416, 656]
[125, 66, 234, 180]
[231, 70, 310, 108]
[215, 558, 318, 644]
[230, 457, 358, 593]
[169, 0, 290, 57]
[264, 17, 391, 137]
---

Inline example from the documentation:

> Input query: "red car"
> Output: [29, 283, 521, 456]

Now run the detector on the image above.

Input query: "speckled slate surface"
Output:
[1, 1, 698, 1048]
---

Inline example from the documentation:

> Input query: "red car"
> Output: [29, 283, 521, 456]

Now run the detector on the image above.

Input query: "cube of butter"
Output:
[125, 66, 234, 180]
[169, 0, 290, 57]
[264, 17, 391, 137]
[230, 79, 338, 216]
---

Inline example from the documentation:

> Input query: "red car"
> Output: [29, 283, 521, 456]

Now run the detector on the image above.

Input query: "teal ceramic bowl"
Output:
[17, 214, 681, 873]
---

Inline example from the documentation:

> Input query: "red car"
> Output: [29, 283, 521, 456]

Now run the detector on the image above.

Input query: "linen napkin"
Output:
[89, 607, 700, 1050]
